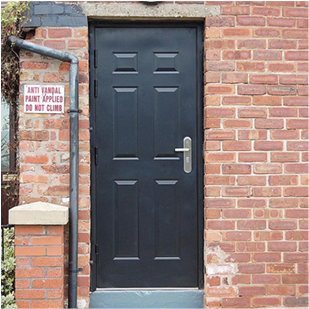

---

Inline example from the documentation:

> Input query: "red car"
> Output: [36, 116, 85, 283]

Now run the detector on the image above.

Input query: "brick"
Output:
[205, 72, 220, 83]
[205, 28, 220, 38]
[269, 63, 296, 73]
[238, 264, 265, 274]
[205, 108, 235, 118]
[222, 28, 251, 37]
[205, 164, 221, 174]
[32, 278, 63, 289]
[255, 231, 283, 241]
[206, 287, 236, 298]
[222, 209, 251, 219]
[15, 290, 46, 300]
[237, 242, 265, 252]
[238, 199, 266, 208]
[21, 61, 49, 70]
[222, 141, 251, 151]
[269, 242, 297, 252]
[205, 153, 236, 163]
[239, 108, 266, 118]
[238, 176, 266, 186]
[48, 28, 72, 38]
[222, 50, 251, 60]
[15, 279, 30, 288]
[222, 297, 250, 308]
[300, 108, 309, 117]
[32, 236, 63, 246]
[253, 298, 281, 307]
[239, 153, 267, 163]
[19, 131, 49, 141]
[44, 40, 66, 50]
[268, 18, 296, 27]
[222, 164, 251, 174]
[253, 275, 280, 284]
[250, 74, 278, 84]
[282, 274, 308, 284]
[270, 198, 298, 208]
[205, 130, 235, 140]
[284, 253, 308, 262]
[32, 257, 63, 267]
[287, 141, 309, 151]
[239, 286, 265, 296]
[269, 220, 297, 230]
[238, 130, 267, 140]
[267, 286, 296, 296]
[287, 119, 308, 129]
[253, 252, 281, 262]
[237, 16, 265, 26]
[283, 7, 309, 17]
[286, 164, 309, 174]
[205, 199, 235, 208]
[224, 119, 252, 128]
[238, 220, 266, 230]
[206, 61, 235, 71]
[253, 28, 281, 37]
[237, 61, 265, 72]
[15, 226, 45, 235]
[207, 220, 235, 230]
[284, 187, 308, 197]
[226, 253, 251, 262]
[206, 17, 235, 27]
[270, 107, 297, 117]
[298, 62, 309, 71]
[15, 247, 45, 256]
[284, 297, 308, 307]
[222, 187, 251, 197]
[299, 85, 309, 96]
[271, 130, 299, 140]
[253, 187, 281, 197]
[283, 29, 308, 39]
[254, 6, 280, 16]
[298, 19, 309, 28]
[68, 39, 87, 49]
[22, 154, 49, 164]
[206, 85, 235, 95]
[268, 39, 297, 49]
[205, 96, 220, 106]
[222, 6, 250, 15]
[222, 73, 248, 83]
[253, 50, 282, 60]
[286, 51, 309, 61]
[255, 141, 283, 151]
[253, 96, 282, 106]
[232, 275, 250, 285]
[255, 119, 284, 129]
[238, 85, 266, 95]
[237, 39, 266, 49]
[204, 141, 220, 151]
[223, 96, 251, 105]
[206, 39, 235, 50]
[204, 118, 221, 128]
[31, 300, 64, 308]
[269, 175, 298, 186]
[254, 164, 282, 174]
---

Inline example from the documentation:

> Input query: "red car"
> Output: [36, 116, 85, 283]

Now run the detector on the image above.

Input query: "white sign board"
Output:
[24, 85, 64, 114]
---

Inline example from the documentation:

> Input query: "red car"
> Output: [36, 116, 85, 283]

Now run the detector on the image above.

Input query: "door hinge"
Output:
[94, 147, 98, 165]
[94, 79, 98, 98]
[95, 244, 99, 256]
[94, 49, 98, 68]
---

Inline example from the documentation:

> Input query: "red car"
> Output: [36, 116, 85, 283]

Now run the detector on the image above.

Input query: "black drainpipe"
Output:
[8, 36, 80, 309]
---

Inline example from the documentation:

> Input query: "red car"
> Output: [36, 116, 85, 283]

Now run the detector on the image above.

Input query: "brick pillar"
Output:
[9, 202, 68, 309]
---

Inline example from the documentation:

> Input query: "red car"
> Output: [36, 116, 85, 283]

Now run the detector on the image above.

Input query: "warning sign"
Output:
[24, 85, 64, 114]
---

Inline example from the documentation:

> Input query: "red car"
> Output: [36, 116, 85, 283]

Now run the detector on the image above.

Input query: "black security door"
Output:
[90, 24, 202, 288]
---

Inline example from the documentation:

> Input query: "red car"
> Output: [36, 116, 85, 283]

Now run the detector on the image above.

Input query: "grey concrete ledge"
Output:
[9, 202, 69, 225]
[82, 2, 220, 19]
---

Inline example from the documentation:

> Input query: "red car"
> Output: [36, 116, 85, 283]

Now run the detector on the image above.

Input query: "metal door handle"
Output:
[175, 137, 192, 173]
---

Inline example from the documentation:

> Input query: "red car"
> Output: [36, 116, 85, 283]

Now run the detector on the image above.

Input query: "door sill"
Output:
[90, 289, 204, 308]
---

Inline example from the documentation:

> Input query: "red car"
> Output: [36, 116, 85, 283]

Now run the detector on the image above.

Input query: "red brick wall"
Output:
[15, 226, 65, 309]
[17, 1, 308, 308]
[204, 1, 308, 308]
[19, 27, 90, 307]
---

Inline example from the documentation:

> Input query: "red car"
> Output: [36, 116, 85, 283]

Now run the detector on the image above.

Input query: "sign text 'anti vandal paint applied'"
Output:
[24, 85, 64, 114]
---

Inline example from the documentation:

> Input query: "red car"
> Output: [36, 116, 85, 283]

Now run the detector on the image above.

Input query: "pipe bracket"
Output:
[67, 109, 82, 114]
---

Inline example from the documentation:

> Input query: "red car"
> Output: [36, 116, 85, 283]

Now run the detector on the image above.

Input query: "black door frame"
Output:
[89, 21, 204, 291]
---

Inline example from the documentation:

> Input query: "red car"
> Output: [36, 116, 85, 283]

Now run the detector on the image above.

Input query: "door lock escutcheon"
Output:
[175, 137, 192, 173]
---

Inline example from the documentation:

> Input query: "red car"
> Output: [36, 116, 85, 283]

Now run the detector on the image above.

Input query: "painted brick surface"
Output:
[17, 1, 308, 308]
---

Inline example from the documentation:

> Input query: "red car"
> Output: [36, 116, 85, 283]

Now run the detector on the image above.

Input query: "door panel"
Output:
[91, 25, 201, 288]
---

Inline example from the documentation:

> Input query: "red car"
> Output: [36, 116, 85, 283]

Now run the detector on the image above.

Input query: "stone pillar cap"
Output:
[9, 202, 69, 225]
